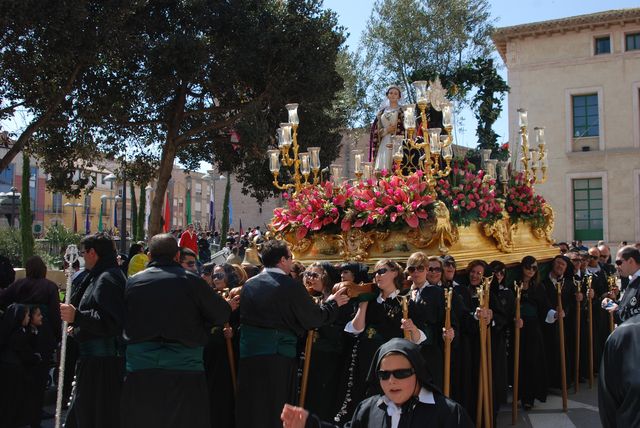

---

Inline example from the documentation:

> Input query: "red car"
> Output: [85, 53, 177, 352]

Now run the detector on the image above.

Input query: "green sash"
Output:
[239, 324, 297, 359]
[126, 341, 204, 372]
[78, 337, 119, 357]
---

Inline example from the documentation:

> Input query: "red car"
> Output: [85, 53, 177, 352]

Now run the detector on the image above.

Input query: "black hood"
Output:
[0, 303, 28, 349]
[366, 338, 440, 395]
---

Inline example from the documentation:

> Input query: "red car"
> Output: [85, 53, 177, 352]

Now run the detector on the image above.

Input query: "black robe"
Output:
[598, 313, 640, 428]
[65, 255, 126, 428]
[413, 283, 445, 391]
[121, 261, 231, 428]
[236, 270, 340, 428]
[492, 283, 515, 406]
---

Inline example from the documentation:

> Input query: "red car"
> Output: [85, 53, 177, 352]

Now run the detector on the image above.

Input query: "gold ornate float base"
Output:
[282, 219, 558, 268]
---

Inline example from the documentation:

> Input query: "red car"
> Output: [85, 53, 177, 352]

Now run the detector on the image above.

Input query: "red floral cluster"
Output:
[271, 171, 435, 239]
[504, 172, 546, 225]
[436, 161, 503, 226]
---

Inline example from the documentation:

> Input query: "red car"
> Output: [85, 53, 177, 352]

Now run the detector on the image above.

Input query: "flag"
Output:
[208, 184, 215, 232]
[185, 188, 192, 225]
[114, 203, 118, 228]
[73, 209, 78, 233]
[98, 201, 103, 232]
[163, 192, 171, 232]
[85, 206, 91, 234]
[239, 218, 244, 235]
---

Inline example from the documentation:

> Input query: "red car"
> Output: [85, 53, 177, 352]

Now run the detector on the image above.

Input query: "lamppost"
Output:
[63, 202, 82, 233]
[201, 171, 226, 232]
[9, 186, 17, 228]
[104, 172, 127, 253]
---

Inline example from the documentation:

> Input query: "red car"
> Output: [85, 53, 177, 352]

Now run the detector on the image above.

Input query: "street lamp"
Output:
[201, 171, 226, 232]
[64, 202, 82, 233]
[104, 172, 127, 253]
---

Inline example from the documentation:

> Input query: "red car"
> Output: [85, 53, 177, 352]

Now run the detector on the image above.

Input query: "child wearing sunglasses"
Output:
[282, 338, 472, 428]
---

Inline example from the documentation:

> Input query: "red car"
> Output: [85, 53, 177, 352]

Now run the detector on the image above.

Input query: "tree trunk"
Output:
[220, 172, 231, 247]
[130, 181, 137, 242]
[20, 154, 34, 265]
[137, 183, 146, 241]
[148, 139, 178, 237]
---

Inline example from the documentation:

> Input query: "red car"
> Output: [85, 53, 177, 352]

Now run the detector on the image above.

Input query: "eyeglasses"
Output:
[212, 272, 225, 280]
[589, 255, 599, 260]
[524, 265, 538, 271]
[599, 255, 609, 259]
[407, 265, 426, 273]
[615, 259, 624, 266]
[374, 268, 389, 276]
[428, 267, 442, 273]
[377, 368, 415, 381]
[304, 272, 320, 279]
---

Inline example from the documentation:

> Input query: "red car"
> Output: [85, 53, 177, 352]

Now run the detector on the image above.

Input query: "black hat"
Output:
[442, 255, 456, 267]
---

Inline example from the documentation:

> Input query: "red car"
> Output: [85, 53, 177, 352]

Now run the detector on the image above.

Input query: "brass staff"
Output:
[512, 282, 522, 426]
[556, 279, 568, 412]
[477, 285, 492, 428]
[443, 287, 453, 397]
[221, 290, 237, 396]
[586, 275, 594, 388]
[485, 278, 494, 428]
[573, 278, 581, 394]
[399, 294, 411, 341]
[299, 295, 321, 406]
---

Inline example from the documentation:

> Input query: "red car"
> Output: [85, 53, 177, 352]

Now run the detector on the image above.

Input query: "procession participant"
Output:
[180, 247, 198, 273]
[178, 223, 199, 257]
[235, 240, 349, 428]
[515, 256, 553, 410]
[584, 246, 611, 366]
[339, 261, 370, 284]
[567, 250, 594, 381]
[541, 255, 577, 389]
[281, 338, 473, 428]
[598, 313, 640, 428]
[304, 262, 350, 421]
[602, 246, 640, 323]
[61, 232, 126, 428]
[405, 252, 446, 390]
[487, 260, 514, 411]
[335, 259, 427, 423]
[121, 233, 231, 428]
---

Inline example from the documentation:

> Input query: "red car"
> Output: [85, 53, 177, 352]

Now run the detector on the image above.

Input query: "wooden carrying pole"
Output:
[476, 285, 492, 428]
[512, 283, 522, 425]
[224, 323, 237, 396]
[587, 276, 594, 388]
[299, 330, 314, 406]
[401, 294, 411, 340]
[574, 279, 581, 394]
[556, 279, 568, 412]
[486, 283, 494, 428]
[443, 288, 453, 397]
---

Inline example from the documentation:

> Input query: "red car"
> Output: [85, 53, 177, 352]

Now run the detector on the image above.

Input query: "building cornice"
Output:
[492, 8, 640, 62]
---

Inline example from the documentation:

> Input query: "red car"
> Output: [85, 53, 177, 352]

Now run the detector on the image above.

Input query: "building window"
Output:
[572, 94, 599, 138]
[573, 178, 603, 241]
[626, 33, 640, 51]
[0, 164, 14, 193]
[52, 193, 63, 213]
[595, 36, 611, 55]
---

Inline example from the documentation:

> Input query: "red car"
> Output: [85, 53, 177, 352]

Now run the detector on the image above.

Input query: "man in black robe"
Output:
[598, 313, 640, 428]
[121, 233, 231, 428]
[60, 232, 126, 428]
[603, 246, 640, 324]
[235, 239, 349, 428]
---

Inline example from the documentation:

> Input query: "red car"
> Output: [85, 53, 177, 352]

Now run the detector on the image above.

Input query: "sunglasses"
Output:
[212, 273, 225, 280]
[374, 267, 389, 276]
[407, 265, 426, 273]
[377, 368, 415, 381]
[428, 267, 442, 273]
[615, 259, 624, 266]
[524, 265, 538, 271]
[589, 255, 599, 260]
[304, 272, 320, 279]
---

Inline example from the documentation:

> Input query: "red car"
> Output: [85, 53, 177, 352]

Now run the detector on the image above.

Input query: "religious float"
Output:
[266, 79, 558, 267]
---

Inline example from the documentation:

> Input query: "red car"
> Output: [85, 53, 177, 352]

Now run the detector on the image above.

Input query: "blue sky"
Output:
[322, 0, 640, 146]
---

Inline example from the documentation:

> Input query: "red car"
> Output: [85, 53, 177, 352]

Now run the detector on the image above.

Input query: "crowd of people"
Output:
[0, 231, 639, 427]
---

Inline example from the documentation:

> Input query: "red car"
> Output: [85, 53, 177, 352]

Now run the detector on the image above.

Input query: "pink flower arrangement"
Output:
[271, 171, 435, 239]
[436, 161, 503, 226]
[505, 172, 546, 226]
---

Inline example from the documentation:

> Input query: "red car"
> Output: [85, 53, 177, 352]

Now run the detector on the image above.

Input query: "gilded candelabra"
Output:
[267, 103, 322, 194]
[517, 109, 548, 185]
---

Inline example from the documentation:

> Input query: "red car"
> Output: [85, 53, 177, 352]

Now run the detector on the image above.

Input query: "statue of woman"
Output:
[369, 85, 405, 172]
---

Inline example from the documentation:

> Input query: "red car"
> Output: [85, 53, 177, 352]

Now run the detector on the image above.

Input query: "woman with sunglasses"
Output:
[203, 263, 241, 428]
[405, 252, 448, 391]
[487, 260, 514, 414]
[335, 259, 426, 423]
[281, 338, 473, 428]
[303, 262, 351, 420]
[516, 255, 554, 410]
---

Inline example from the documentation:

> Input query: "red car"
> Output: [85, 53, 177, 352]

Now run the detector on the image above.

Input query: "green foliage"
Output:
[0, 228, 22, 267]
[20, 154, 34, 264]
[43, 224, 82, 260]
